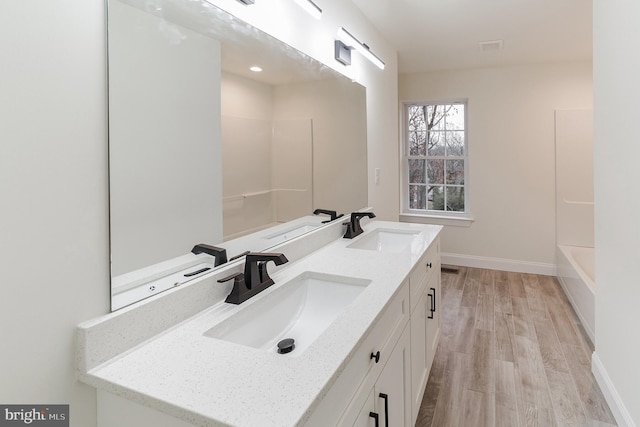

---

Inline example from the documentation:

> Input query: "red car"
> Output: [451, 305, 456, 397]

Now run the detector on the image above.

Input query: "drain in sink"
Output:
[277, 338, 295, 354]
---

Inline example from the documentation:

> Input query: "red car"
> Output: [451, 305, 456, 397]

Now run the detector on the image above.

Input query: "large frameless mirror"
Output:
[108, 0, 368, 310]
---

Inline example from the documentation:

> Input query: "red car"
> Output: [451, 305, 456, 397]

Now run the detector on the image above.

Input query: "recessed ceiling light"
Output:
[250, 66, 262, 72]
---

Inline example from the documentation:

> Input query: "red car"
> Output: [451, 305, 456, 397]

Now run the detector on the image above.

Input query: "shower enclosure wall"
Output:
[555, 109, 595, 342]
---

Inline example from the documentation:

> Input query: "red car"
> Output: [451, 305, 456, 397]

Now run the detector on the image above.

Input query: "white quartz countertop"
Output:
[80, 221, 442, 427]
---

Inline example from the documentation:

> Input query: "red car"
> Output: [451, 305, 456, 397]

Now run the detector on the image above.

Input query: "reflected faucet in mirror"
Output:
[218, 252, 289, 304]
[313, 208, 344, 223]
[191, 244, 228, 267]
[343, 212, 376, 239]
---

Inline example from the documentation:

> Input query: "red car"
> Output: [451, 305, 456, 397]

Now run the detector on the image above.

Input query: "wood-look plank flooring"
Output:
[415, 266, 617, 427]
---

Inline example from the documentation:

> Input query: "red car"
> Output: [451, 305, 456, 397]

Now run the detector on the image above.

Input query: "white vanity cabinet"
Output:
[80, 222, 443, 427]
[351, 325, 411, 427]
[409, 238, 441, 425]
[305, 281, 410, 427]
[306, 237, 441, 427]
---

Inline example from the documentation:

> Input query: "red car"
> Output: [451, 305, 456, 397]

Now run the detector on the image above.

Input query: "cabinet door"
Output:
[352, 390, 377, 427]
[410, 291, 428, 424]
[375, 325, 411, 427]
[425, 271, 440, 373]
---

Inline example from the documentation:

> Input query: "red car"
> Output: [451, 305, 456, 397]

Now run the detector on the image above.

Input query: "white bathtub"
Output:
[556, 244, 595, 343]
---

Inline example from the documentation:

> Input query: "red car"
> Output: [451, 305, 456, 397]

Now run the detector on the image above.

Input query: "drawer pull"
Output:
[426, 262, 432, 269]
[379, 393, 389, 427]
[370, 351, 381, 363]
[369, 412, 379, 427]
[428, 287, 436, 319]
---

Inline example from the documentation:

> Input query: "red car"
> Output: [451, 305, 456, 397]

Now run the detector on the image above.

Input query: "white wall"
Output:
[220, 73, 276, 237]
[0, 1, 109, 427]
[555, 109, 594, 248]
[593, 1, 640, 425]
[272, 119, 314, 221]
[221, 71, 274, 120]
[0, 2, 396, 427]
[399, 62, 592, 269]
[109, 0, 223, 276]
[220, 73, 314, 237]
[221, 114, 276, 236]
[273, 78, 368, 216]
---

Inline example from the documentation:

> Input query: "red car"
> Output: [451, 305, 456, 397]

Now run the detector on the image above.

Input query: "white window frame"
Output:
[399, 100, 473, 227]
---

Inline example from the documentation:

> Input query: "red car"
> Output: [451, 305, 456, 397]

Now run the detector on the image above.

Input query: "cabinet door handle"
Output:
[428, 287, 436, 319]
[379, 393, 389, 427]
[369, 411, 379, 427]
[370, 351, 380, 363]
[426, 262, 432, 269]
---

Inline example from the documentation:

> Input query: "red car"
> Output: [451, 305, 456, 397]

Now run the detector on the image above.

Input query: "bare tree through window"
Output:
[406, 102, 466, 213]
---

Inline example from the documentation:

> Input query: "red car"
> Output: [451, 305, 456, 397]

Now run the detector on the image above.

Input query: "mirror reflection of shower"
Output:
[221, 114, 313, 240]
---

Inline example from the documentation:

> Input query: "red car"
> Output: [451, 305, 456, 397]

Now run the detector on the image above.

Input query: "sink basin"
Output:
[203, 272, 370, 356]
[262, 222, 321, 244]
[347, 228, 420, 252]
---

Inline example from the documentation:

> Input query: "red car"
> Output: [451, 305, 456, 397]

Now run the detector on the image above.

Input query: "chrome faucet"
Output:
[217, 252, 289, 304]
[343, 211, 376, 239]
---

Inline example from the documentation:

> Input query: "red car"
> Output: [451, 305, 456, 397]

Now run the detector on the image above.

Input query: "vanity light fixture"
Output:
[336, 27, 385, 70]
[294, 0, 322, 19]
[334, 40, 352, 66]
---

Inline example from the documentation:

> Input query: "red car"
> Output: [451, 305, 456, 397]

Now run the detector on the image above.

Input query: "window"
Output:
[403, 101, 468, 217]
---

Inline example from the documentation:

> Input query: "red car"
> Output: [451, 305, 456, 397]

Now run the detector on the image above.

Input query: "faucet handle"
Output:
[218, 272, 248, 305]
[217, 271, 243, 283]
[229, 250, 251, 262]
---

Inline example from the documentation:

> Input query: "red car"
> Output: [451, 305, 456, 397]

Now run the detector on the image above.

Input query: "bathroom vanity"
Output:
[77, 220, 442, 427]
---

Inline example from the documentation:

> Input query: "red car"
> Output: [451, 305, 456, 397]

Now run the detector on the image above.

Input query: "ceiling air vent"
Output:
[479, 40, 503, 52]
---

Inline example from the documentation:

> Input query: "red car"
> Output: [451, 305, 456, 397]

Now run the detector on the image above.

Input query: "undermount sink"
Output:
[347, 228, 420, 253]
[203, 271, 370, 356]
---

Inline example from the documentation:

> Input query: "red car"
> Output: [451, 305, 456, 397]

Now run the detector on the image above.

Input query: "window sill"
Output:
[399, 213, 474, 228]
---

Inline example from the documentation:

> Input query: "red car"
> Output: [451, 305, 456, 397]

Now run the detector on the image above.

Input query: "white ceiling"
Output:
[351, 0, 592, 74]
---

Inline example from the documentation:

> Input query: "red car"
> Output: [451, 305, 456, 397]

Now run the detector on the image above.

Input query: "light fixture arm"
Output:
[336, 27, 385, 70]
[294, 0, 322, 19]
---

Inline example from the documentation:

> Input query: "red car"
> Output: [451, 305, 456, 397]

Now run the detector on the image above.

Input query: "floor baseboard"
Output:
[441, 253, 556, 276]
[592, 352, 637, 427]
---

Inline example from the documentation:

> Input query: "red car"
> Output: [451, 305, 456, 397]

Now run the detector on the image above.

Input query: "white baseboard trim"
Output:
[441, 253, 557, 276]
[592, 352, 637, 427]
